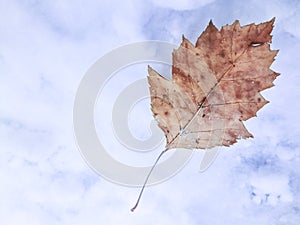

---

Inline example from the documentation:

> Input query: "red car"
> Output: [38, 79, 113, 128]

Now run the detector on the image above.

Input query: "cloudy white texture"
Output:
[1, 0, 300, 224]
[152, 0, 215, 10]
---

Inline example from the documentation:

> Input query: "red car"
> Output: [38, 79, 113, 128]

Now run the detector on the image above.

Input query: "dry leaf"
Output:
[148, 18, 279, 150]
[131, 18, 279, 212]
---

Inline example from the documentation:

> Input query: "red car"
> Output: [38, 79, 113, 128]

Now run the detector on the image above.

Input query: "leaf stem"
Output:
[131, 149, 168, 212]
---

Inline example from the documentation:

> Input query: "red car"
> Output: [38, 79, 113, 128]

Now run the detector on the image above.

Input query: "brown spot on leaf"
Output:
[219, 50, 225, 58]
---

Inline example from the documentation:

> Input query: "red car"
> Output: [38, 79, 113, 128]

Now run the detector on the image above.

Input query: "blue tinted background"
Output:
[0, 0, 299, 224]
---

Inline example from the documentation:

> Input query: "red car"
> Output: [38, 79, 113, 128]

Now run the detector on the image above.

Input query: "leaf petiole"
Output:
[131, 149, 168, 212]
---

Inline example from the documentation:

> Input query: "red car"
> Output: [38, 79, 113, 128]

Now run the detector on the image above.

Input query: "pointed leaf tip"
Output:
[148, 65, 153, 72]
[233, 20, 240, 26]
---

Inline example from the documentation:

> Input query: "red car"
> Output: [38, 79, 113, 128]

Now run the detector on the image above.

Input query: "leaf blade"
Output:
[148, 19, 279, 150]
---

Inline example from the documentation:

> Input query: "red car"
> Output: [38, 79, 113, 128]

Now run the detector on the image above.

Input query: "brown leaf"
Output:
[148, 18, 279, 150]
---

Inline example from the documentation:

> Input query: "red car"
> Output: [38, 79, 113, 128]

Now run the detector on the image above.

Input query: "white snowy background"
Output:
[1, 0, 300, 224]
